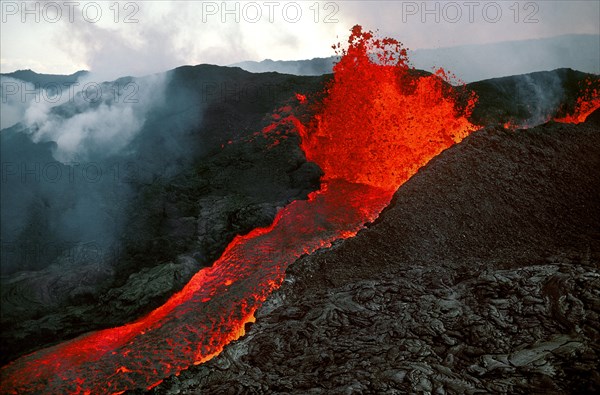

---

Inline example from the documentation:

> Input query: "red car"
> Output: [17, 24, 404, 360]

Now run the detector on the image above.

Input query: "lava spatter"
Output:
[1, 25, 476, 394]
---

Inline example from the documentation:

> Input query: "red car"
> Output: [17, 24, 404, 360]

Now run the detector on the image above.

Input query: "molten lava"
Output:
[298, 25, 476, 190]
[1, 25, 477, 394]
[501, 76, 600, 130]
[554, 78, 600, 124]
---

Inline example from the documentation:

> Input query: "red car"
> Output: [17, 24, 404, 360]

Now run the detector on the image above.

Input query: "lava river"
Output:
[0, 26, 478, 394]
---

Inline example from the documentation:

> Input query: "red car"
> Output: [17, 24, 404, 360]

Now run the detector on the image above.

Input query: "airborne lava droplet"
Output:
[295, 92, 307, 103]
[0, 25, 477, 394]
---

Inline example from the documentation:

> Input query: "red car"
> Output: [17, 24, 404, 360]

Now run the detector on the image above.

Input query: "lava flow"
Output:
[554, 78, 600, 124]
[0, 25, 476, 394]
[504, 77, 600, 129]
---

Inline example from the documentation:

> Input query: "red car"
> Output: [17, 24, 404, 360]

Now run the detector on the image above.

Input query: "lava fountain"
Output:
[0, 25, 477, 394]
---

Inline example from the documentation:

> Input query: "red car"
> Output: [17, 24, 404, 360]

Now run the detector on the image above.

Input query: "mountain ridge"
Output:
[231, 34, 600, 81]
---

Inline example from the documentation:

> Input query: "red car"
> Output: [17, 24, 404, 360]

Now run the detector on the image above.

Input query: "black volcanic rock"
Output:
[586, 107, 600, 126]
[467, 68, 598, 127]
[140, 119, 600, 394]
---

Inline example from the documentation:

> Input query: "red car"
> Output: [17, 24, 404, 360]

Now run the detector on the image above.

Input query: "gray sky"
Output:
[1, 1, 599, 79]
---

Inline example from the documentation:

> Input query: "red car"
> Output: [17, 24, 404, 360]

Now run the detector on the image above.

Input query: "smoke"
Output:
[1, 70, 171, 277]
[32, 104, 143, 161]
[1, 76, 78, 129]
[14, 2, 340, 78]
[1, 77, 32, 129]
[52, 2, 253, 80]
[517, 73, 564, 125]
[24, 73, 168, 162]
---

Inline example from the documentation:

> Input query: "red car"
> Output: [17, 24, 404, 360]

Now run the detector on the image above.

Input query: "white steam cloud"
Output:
[22, 73, 168, 162]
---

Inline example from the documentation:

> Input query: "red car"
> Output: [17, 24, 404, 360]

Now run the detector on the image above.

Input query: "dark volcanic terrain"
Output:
[2, 66, 599, 394]
[138, 112, 600, 394]
[0, 65, 325, 364]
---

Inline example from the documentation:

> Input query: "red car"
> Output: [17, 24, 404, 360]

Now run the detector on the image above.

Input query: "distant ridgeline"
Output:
[1, 69, 89, 87]
[231, 34, 599, 82]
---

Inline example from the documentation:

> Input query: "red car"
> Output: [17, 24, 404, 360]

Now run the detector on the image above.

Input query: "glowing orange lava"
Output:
[298, 25, 477, 190]
[1, 25, 476, 394]
[554, 77, 600, 124]
[0, 181, 391, 395]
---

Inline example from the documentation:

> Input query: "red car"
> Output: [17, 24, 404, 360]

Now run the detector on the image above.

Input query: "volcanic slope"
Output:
[0, 65, 326, 365]
[140, 111, 600, 394]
